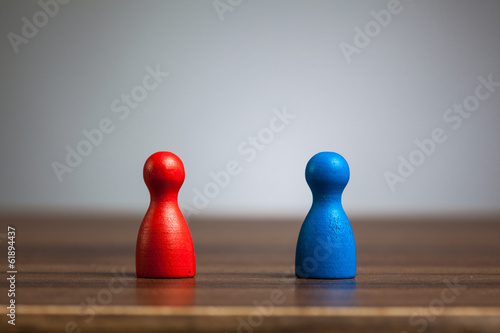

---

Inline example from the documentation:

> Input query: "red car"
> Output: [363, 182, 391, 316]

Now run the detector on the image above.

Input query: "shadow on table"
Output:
[135, 278, 196, 306]
[294, 278, 357, 306]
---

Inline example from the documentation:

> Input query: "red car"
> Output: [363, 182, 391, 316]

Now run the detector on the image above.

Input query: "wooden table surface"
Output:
[1, 212, 500, 332]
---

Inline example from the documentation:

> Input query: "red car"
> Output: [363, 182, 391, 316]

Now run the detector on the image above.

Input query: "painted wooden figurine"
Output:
[295, 152, 356, 279]
[136, 152, 196, 278]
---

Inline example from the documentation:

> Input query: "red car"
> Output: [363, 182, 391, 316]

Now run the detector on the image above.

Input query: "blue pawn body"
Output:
[295, 152, 356, 279]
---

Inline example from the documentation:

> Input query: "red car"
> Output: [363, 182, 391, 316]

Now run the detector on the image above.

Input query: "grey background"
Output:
[1, 0, 499, 217]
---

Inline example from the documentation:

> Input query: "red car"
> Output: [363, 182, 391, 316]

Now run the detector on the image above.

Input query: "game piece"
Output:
[295, 152, 356, 279]
[136, 152, 196, 278]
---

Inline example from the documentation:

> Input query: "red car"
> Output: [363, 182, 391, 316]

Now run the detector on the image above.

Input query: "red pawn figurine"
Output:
[136, 152, 196, 278]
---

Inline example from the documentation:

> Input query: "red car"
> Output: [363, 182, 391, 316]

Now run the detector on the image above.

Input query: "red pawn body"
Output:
[136, 152, 196, 278]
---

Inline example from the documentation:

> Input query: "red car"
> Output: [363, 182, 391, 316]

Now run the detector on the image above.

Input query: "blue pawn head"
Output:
[296, 152, 356, 279]
[306, 152, 350, 201]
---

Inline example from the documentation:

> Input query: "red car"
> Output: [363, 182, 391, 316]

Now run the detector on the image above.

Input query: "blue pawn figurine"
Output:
[295, 152, 356, 279]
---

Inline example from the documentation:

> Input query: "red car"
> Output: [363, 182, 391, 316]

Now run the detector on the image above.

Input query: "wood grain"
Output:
[1, 212, 500, 332]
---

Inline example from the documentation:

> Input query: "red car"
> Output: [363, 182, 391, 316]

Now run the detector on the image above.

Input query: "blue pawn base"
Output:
[295, 224, 357, 280]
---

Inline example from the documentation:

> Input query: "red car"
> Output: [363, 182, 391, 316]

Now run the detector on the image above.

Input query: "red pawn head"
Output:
[143, 152, 185, 202]
[136, 152, 196, 278]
